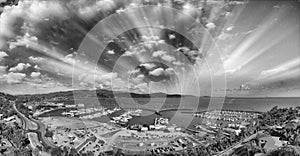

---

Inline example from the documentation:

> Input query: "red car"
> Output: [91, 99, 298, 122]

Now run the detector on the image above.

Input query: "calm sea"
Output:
[42, 97, 300, 129]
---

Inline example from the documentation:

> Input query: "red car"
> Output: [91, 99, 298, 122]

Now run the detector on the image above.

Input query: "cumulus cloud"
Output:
[0, 66, 7, 74]
[176, 47, 201, 64]
[1, 72, 26, 84]
[63, 53, 76, 65]
[78, 72, 119, 87]
[9, 63, 31, 72]
[128, 69, 140, 75]
[141, 35, 165, 49]
[0, 0, 69, 47]
[107, 50, 115, 55]
[0, 51, 8, 60]
[9, 33, 38, 49]
[141, 63, 157, 70]
[97, 72, 118, 80]
[152, 50, 175, 62]
[165, 68, 175, 75]
[76, 0, 116, 19]
[149, 68, 164, 76]
[27, 1, 68, 21]
[0, 0, 118, 49]
[123, 45, 147, 57]
[123, 51, 134, 56]
[173, 61, 184, 66]
[130, 74, 145, 83]
[136, 74, 144, 79]
[217, 32, 234, 40]
[34, 65, 41, 70]
[0, 2, 24, 39]
[226, 26, 234, 32]
[149, 67, 175, 76]
[168, 34, 176, 40]
[28, 56, 44, 63]
[141, 35, 160, 42]
[206, 22, 216, 30]
[0, 0, 252, 94]
[161, 55, 175, 62]
[30, 71, 41, 78]
[152, 50, 166, 57]
[140, 63, 156, 70]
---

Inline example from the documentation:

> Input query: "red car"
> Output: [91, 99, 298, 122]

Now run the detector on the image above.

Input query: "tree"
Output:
[266, 147, 300, 156]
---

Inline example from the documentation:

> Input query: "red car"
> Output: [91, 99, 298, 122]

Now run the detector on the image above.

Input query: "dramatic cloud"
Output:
[33, 65, 41, 70]
[206, 22, 216, 30]
[135, 62, 176, 83]
[0, 66, 7, 74]
[123, 46, 147, 57]
[63, 53, 76, 65]
[1, 72, 26, 84]
[149, 68, 164, 76]
[76, 0, 116, 19]
[0, 51, 8, 60]
[140, 63, 156, 70]
[176, 47, 201, 64]
[9, 33, 38, 49]
[30, 71, 41, 78]
[28, 56, 44, 63]
[217, 32, 235, 40]
[173, 61, 184, 66]
[226, 26, 234, 32]
[152, 50, 166, 57]
[259, 58, 300, 79]
[161, 55, 176, 62]
[152, 50, 175, 62]
[0, 0, 298, 96]
[107, 50, 115, 55]
[8, 63, 31, 72]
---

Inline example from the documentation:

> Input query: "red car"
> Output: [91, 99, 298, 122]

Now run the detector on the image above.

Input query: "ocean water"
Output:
[41, 97, 300, 129]
[78, 97, 300, 112]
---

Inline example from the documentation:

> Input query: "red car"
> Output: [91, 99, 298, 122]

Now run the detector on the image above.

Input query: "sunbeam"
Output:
[0, 0, 298, 97]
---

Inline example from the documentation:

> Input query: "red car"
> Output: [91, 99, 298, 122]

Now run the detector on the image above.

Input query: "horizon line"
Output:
[1, 89, 300, 98]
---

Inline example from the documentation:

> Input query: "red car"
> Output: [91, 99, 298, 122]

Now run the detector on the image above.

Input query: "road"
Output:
[75, 136, 97, 152]
[12, 101, 37, 130]
[216, 132, 262, 156]
[12, 101, 57, 149]
[30, 118, 57, 149]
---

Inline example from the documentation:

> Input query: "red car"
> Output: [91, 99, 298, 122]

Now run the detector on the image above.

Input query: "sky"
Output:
[0, 0, 299, 97]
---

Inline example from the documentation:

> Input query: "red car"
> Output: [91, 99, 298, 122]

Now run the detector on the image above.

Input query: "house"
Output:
[3, 116, 15, 122]
[141, 127, 149, 132]
[149, 125, 155, 130]
[154, 125, 166, 130]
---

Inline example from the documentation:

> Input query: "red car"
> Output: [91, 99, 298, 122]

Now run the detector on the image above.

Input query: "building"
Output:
[141, 127, 149, 132]
[3, 116, 15, 122]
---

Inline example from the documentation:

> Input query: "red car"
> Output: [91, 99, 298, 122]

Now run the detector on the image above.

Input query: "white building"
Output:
[141, 127, 148, 131]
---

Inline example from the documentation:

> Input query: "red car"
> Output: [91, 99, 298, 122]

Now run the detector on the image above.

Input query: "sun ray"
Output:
[223, 5, 290, 71]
